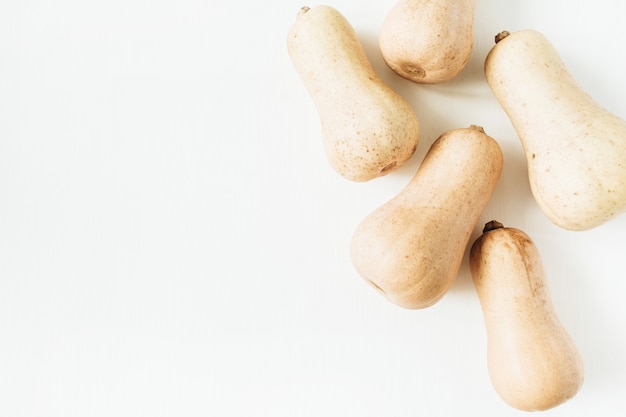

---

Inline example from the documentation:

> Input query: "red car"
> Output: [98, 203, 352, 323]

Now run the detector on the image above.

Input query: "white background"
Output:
[1, 0, 625, 416]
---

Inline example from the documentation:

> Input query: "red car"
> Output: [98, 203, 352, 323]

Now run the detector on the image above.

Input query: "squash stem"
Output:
[494, 31, 510, 44]
[483, 220, 504, 233]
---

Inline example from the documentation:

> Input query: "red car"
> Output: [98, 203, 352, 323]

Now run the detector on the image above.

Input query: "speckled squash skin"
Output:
[350, 126, 502, 309]
[379, 0, 475, 84]
[287, 5, 420, 182]
[485, 29, 626, 230]
[470, 221, 584, 411]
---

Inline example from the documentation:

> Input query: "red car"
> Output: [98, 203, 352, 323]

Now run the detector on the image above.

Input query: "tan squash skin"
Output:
[350, 126, 502, 309]
[379, 0, 475, 84]
[470, 221, 584, 411]
[287, 5, 420, 182]
[485, 29, 626, 230]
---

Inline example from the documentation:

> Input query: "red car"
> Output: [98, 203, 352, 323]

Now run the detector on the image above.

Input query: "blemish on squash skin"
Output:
[402, 63, 426, 78]
[510, 231, 541, 297]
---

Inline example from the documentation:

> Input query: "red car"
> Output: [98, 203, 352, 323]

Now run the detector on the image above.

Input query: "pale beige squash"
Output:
[350, 126, 502, 309]
[485, 29, 626, 230]
[379, 0, 475, 83]
[470, 221, 584, 411]
[287, 5, 420, 182]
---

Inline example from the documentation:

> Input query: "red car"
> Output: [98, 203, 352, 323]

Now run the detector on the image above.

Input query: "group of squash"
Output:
[287, 1, 626, 412]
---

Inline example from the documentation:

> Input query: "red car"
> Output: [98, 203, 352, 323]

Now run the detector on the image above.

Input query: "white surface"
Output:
[1, 0, 625, 415]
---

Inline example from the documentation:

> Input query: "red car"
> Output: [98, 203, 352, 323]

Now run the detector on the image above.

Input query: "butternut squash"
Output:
[470, 220, 584, 411]
[379, 0, 475, 84]
[287, 5, 420, 181]
[350, 126, 502, 309]
[485, 29, 626, 230]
